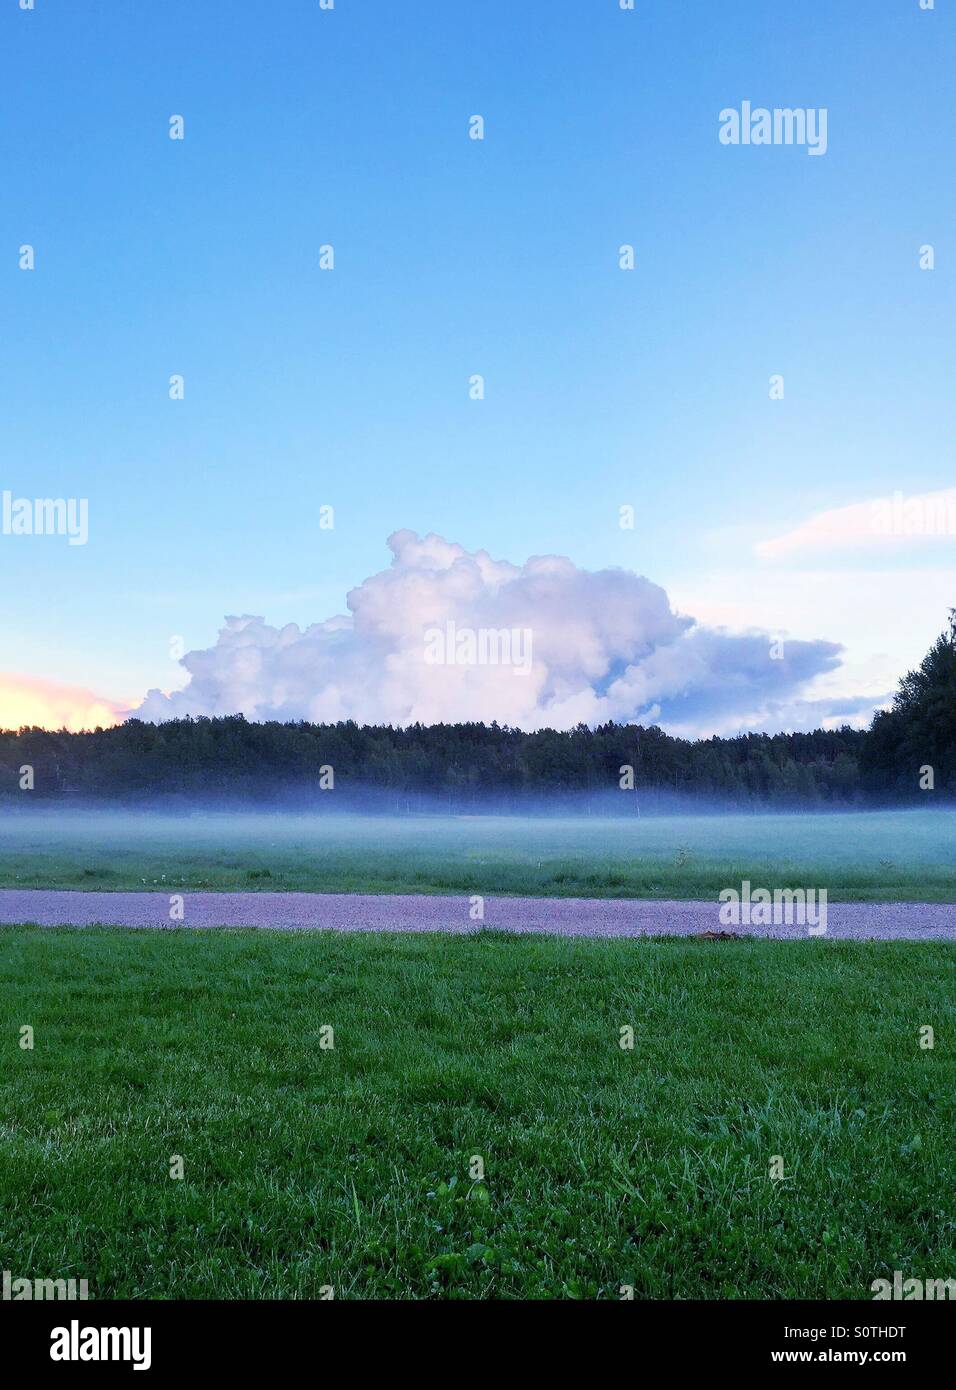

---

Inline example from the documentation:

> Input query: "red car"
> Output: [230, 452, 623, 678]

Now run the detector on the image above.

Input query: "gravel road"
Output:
[0, 889, 953, 939]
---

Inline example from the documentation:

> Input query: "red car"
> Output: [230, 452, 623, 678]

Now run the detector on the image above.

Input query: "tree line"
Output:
[2, 617, 952, 808]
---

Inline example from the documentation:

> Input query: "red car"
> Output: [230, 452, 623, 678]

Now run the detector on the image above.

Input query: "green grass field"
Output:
[1, 926, 952, 1299]
[1, 807, 955, 900]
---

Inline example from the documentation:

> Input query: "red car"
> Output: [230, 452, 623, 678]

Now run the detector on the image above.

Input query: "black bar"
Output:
[3, 1298, 950, 1374]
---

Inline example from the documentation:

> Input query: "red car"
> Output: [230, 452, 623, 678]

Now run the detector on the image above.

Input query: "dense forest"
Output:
[2, 617, 953, 809]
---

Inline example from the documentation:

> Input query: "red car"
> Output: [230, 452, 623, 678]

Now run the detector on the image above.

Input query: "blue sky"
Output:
[1, 1, 953, 732]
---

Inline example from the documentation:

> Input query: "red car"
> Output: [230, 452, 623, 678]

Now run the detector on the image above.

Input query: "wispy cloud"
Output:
[756, 488, 956, 561]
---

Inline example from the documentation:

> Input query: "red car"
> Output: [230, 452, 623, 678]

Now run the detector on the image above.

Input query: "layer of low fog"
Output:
[1, 805, 954, 876]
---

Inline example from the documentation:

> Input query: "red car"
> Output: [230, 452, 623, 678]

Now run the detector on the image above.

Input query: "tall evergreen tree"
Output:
[863, 611, 956, 794]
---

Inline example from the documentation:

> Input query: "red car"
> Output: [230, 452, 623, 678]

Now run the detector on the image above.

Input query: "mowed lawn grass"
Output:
[0, 927, 953, 1300]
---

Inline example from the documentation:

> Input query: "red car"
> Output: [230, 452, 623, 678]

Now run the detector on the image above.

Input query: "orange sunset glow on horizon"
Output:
[0, 673, 126, 733]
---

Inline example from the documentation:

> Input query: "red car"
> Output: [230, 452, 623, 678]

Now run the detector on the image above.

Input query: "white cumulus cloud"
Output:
[133, 530, 859, 734]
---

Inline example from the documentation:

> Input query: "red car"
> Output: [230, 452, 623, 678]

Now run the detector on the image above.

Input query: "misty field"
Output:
[0, 926, 952, 1299]
[0, 806, 954, 901]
